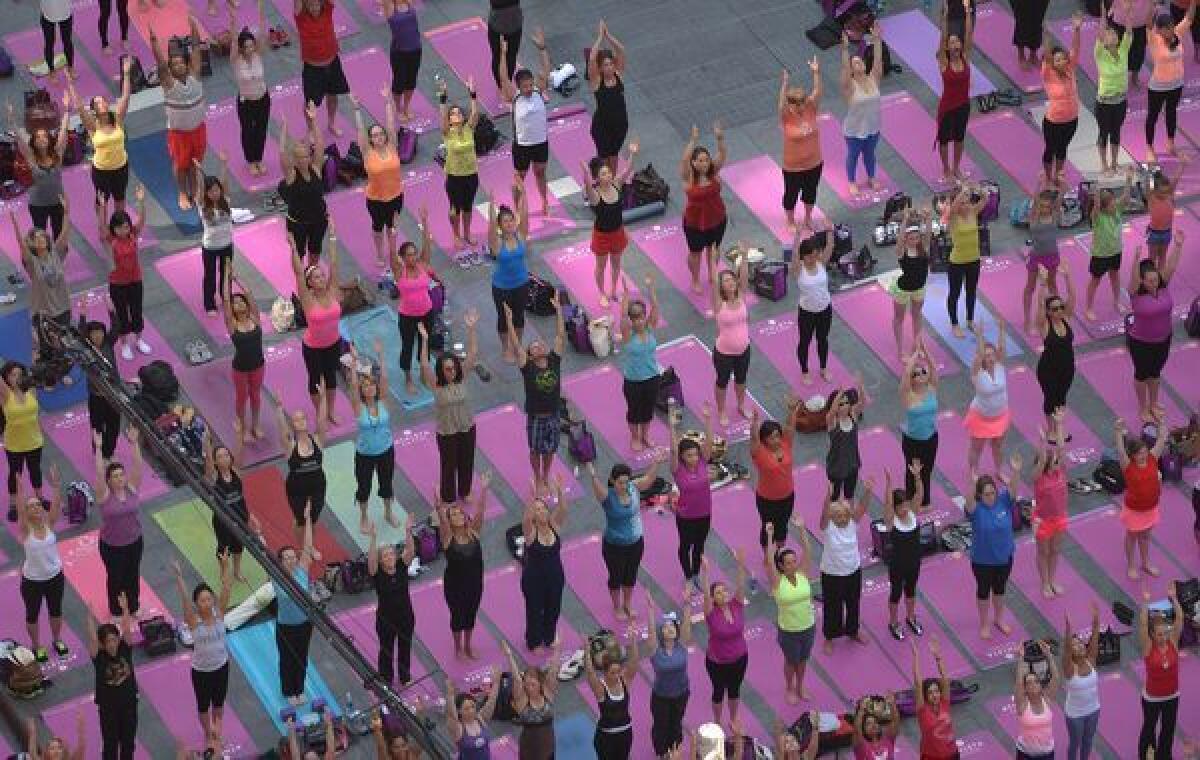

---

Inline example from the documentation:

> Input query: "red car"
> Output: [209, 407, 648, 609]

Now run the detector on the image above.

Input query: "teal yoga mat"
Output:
[320, 440, 409, 553]
[555, 713, 598, 760]
[0, 308, 89, 411]
[226, 620, 341, 733]
[340, 305, 434, 411]
[125, 131, 202, 236]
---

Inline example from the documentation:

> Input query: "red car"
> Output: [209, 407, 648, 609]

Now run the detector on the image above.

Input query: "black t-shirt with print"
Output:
[521, 352, 561, 416]
[93, 641, 138, 709]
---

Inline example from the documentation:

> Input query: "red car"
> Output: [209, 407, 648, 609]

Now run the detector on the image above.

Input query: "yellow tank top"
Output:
[949, 215, 980, 265]
[3, 391, 43, 453]
[775, 573, 815, 632]
[443, 127, 477, 177]
[92, 125, 127, 171]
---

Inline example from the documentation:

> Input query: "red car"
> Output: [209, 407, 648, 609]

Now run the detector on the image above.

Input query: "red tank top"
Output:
[938, 62, 971, 118]
[108, 236, 142, 285]
[1144, 643, 1179, 698]
[683, 177, 727, 231]
[1124, 456, 1160, 512]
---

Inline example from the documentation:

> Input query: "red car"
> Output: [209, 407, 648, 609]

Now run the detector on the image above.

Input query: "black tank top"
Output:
[288, 435, 324, 477]
[889, 514, 922, 566]
[445, 536, 483, 580]
[525, 528, 562, 576]
[596, 677, 632, 732]
[896, 250, 929, 292]
[1040, 320, 1074, 369]
[212, 471, 248, 521]
[281, 168, 327, 224]
[230, 325, 264, 372]
[374, 566, 413, 621]
[594, 76, 627, 128]
[593, 192, 624, 233]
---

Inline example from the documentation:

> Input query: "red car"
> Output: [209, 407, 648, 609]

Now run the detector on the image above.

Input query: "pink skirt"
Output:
[1120, 504, 1160, 533]
[963, 407, 1011, 439]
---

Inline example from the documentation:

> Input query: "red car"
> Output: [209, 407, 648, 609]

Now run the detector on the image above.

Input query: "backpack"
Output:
[62, 126, 86, 166]
[338, 141, 366, 184]
[1059, 191, 1084, 228]
[24, 89, 60, 133]
[882, 192, 911, 223]
[753, 261, 788, 301]
[339, 554, 371, 593]
[396, 126, 418, 164]
[526, 275, 557, 316]
[413, 519, 440, 564]
[3, 648, 44, 698]
[1186, 295, 1200, 338]
[837, 245, 876, 280]
[122, 55, 148, 93]
[563, 303, 591, 354]
[894, 680, 978, 716]
[631, 164, 670, 207]
[137, 360, 180, 403]
[65, 481, 94, 525]
[940, 521, 973, 553]
[322, 144, 340, 193]
[138, 616, 177, 657]
[0, 46, 14, 78]
[565, 420, 597, 464]
[474, 113, 500, 155]
[1096, 627, 1122, 666]
[291, 293, 308, 328]
[1093, 457, 1125, 494]
[655, 366, 684, 413]
[588, 317, 613, 358]
[1010, 198, 1032, 227]
[492, 672, 517, 721]
[428, 275, 446, 314]
[978, 180, 1001, 223]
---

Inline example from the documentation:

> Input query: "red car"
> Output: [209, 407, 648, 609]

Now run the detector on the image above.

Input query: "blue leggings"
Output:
[1066, 709, 1099, 760]
[844, 132, 880, 182]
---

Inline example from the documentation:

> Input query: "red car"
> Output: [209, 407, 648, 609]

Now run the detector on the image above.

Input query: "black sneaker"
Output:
[52, 640, 69, 658]
[907, 617, 924, 636]
[888, 622, 905, 641]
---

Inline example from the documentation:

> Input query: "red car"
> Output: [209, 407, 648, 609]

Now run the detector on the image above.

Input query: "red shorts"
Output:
[591, 226, 628, 256]
[1035, 515, 1069, 541]
[167, 123, 208, 173]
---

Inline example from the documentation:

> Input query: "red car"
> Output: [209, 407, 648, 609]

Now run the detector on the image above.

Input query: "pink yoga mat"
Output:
[1123, 97, 1200, 167]
[562, 364, 670, 469]
[855, 425, 964, 529]
[424, 18, 507, 116]
[75, 286, 171, 382]
[0, 196, 95, 285]
[1005, 363, 1102, 468]
[44, 407, 168, 502]
[58, 530, 171, 622]
[398, 162, 483, 253]
[128, 0, 209, 44]
[1135, 654, 1200, 743]
[919, 552, 1027, 669]
[324, 186, 390, 275]
[880, 93, 982, 192]
[1, 26, 108, 101]
[1064, 228, 1137, 340]
[1010, 531, 1117, 631]
[262, 341, 356, 440]
[72, 0, 156, 89]
[44, 693, 150, 759]
[547, 110, 602, 173]
[1160, 339, 1199, 410]
[177, 360, 283, 466]
[659, 336, 767, 442]
[561, 534, 650, 629]
[139, 652, 254, 755]
[987, 694, 1068, 751]
[0, 569, 87, 671]
[1154, 487, 1200, 575]
[789, 462, 880, 567]
[1098, 669, 1181, 756]
[749, 314, 854, 395]
[743, 614, 844, 715]
[859, 573, 975, 680]
[476, 145, 576, 241]
[1077, 346, 1188, 428]
[668, 641, 767, 739]
[154, 246, 234, 345]
[268, 79, 356, 153]
[1051, 14, 1200, 98]
[708, 482, 812, 594]
[232, 216, 296, 296]
[204, 98, 283, 192]
[411, 581, 505, 684]
[834, 283, 959, 378]
[628, 219, 758, 318]
[190, 0, 267, 37]
[879, 10, 995, 97]
[977, 252, 1084, 351]
[637, 512, 711, 626]
[392, 422, 505, 518]
[62, 168, 159, 265]
[542, 239, 665, 322]
[974, 4, 1047, 93]
[934, 409, 979, 496]
[341, 46, 439, 136]
[968, 110, 1081, 195]
[478, 562, 584, 663]
[817, 112, 897, 209]
[721, 155, 826, 245]
[812, 590, 911, 696]
[474, 402, 582, 502]
[347, 0, 423, 24]
[1067, 508, 1184, 598]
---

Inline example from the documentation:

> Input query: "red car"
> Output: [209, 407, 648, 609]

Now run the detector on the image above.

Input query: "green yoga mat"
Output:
[152, 499, 269, 606]
[321, 440, 408, 553]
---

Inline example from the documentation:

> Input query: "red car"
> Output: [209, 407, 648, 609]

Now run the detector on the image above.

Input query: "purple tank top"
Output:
[457, 722, 491, 759]
[1129, 287, 1173, 343]
[705, 598, 747, 663]
[388, 7, 421, 52]
[674, 460, 712, 519]
[99, 491, 142, 547]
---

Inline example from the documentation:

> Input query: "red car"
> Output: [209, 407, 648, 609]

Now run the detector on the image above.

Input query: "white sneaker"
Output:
[136, 338, 152, 355]
[120, 344, 134, 360]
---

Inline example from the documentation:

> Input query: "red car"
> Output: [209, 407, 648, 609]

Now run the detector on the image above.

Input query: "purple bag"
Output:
[978, 180, 1000, 223]
[428, 275, 445, 314]
[396, 127, 417, 164]
[564, 303, 591, 354]
[414, 522, 440, 563]
[1160, 450, 1183, 482]
[753, 261, 788, 301]
[322, 144, 340, 193]
[567, 421, 597, 464]
[65, 481, 93, 525]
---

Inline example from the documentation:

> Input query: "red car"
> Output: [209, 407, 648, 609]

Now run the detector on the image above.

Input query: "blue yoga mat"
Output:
[555, 713, 598, 759]
[340, 305, 434, 411]
[921, 274, 1023, 366]
[0, 308, 90, 411]
[125, 131, 202, 236]
[880, 10, 995, 97]
[226, 620, 342, 733]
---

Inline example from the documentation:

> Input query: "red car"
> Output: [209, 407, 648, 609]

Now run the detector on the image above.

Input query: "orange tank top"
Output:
[365, 148, 403, 201]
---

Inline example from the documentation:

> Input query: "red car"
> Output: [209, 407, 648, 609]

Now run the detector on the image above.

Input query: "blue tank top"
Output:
[457, 722, 492, 759]
[491, 238, 529, 290]
[622, 331, 660, 382]
[904, 390, 937, 441]
[356, 402, 393, 456]
[651, 643, 689, 698]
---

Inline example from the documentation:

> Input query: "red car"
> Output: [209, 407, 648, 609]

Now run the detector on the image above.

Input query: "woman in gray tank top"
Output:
[8, 100, 70, 241]
[1023, 180, 1065, 334]
[172, 554, 233, 756]
[839, 21, 886, 196]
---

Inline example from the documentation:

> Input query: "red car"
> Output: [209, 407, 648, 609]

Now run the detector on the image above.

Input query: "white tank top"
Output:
[819, 520, 861, 575]
[513, 91, 548, 146]
[191, 617, 229, 672]
[796, 262, 831, 313]
[1064, 667, 1101, 718]
[22, 528, 63, 582]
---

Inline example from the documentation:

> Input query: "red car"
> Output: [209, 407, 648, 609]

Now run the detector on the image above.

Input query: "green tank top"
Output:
[949, 216, 980, 265]
[444, 127, 478, 177]
[775, 573, 815, 632]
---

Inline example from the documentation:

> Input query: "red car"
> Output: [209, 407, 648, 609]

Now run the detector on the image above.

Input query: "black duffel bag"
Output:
[137, 360, 179, 403]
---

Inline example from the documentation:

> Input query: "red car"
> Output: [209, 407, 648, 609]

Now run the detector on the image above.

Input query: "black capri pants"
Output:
[287, 217, 328, 261]
[937, 103, 970, 145]
[796, 305, 832, 374]
[705, 654, 748, 703]
[757, 492, 795, 548]
[683, 220, 727, 254]
[21, 571, 65, 623]
[286, 473, 326, 526]
[971, 559, 1013, 599]
[98, 536, 142, 616]
[437, 426, 476, 504]
[390, 47, 422, 94]
[190, 663, 230, 712]
[1036, 361, 1074, 416]
[237, 92, 271, 165]
[212, 513, 244, 557]
[398, 311, 434, 374]
[89, 393, 121, 461]
[29, 203, 65, 242]
[1095, 98, 1128, 148]
[676, 515, 710, 580]
[782, 164, 822, 211]
[301, 341, 342, 394]
[1128, 336, 1171, 381]
[492, 283, 528, 334]
[622, 374, 661, 425]
[1042, 117, 1078, 167]
[713, 347, 750, 388]
[275, 621, 312, 699]
[902, 432, 937, 508]
[6, 447, 44, 494]
[602, 537, 644, 589]
[445, 173, 480, 215]
[92, 163, 129, 204]
[354, 447, 395, 503]
[887, 560, 921, 603]
[108, 281, 143, 336]
[1146, 86, 1183, 145]
[367, 196, 404, 232]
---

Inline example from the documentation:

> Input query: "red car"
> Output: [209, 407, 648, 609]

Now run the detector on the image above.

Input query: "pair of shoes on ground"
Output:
[119, 339, 153, 361]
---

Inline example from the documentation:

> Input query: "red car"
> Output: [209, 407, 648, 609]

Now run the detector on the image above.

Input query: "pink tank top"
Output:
[1034, 469, 1067, 521]
[1017, 702, 1055, 755]
[303, 298, 342, 348]
[714, 299, 749, 355]
[397, 267, 432, 317]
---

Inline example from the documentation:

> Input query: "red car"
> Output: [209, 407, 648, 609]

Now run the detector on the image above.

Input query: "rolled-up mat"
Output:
[392, 421, 506, 518]
[1004, 363, 1102, 470]
[204, 98, 284, 192]
[917, 552, 1028, 669]
[561, 364, 670, 470]
[542, 240, 668, 325]
[262, 341, 356, 441]
[722, 154, 827, 245]
[855, 424, 963, 528]
[880, 92, 982, 192]
[177, 358, 284, 467]
[858, 574, 975, 679]
[1076, 347, 1188, 428]
[833, 283, 959, 378]
[43, 407, 169, 502]
[0, 569, 86, 671]
[749, 314, 854, 395]
[475, 146, 576, 241]
[240, 466, 348, 564]
[126, 131, 202, 235]
[920, 276, 1022, 366]
[1070, 507, 1185, 599]
[968, 111, 1082, 195]
[475, 402, 582, 502]
[139, 651, 257, 754]
[0, 308, 89, 412]
[658, 335, 766, 442]
[423, 17, 507, 115]
[226, 620, 341, 733]
[340, 304, 434, 411]
[879, 10, 995, 97]
[1009, 529, 1117, 632]
[972, 4, 1047, 93]
[152, 498, 269, 607]
[815, 112, 897, 209]
[0, 194, 95, 284]
[58, 530, 172, 623]
[315, 439, 408, 552]
[628, 218, 752, 318]
[43, 693, 149, 758]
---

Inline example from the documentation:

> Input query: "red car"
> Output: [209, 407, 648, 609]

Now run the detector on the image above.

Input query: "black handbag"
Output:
[1096, 628, 1121, 666]
[655, 366, 683, 413]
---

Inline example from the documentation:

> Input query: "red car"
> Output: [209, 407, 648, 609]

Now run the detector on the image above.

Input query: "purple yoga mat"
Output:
[269, 0, 358, 39]
[973, 4, 1047, 93]
[658, 336, 767, 442]
[268, 78, 356, 153]
[154, 247, 234, 345]
[1153, 488, 1200, 575]
[392, 422, 505, 518]
[542, 239, 664, 321]
[919, 553, 1027, 669]
[1062, 234, 1129, 341]
[562, 363, 670, 469]
[879, 10, 995, 97]
[474, 402, 582, 502]
[547, 110, 602, 174]
[177, 360, 283, 466]
[44, 407, 169, 501]
[749, 314, 854, 395]
[44, 693, 150, 758]
[674, 640, 767, 738]
[987, 694, 1069, 751]
[478, 561, 584, 662]
[709, 482, 781, 586]
[833, 283, 959, 378]
[855, 425, 964, 529]
[1135, 653, 1200, 743]
[946, 732, 1011, 759]
[858, 573, 976, 680]
[0, 196, 95, 285]
[1098, 669, 1180, 756]
[1123, 97, 1200, 166]
[62, 167, 159, 263]
[204, 98, 283, 193]
[1010, 531, 1117, 631]
[411, 580, 506, 684]
[231, 216, 296, 296]
[1067, 508, 1184, 598]
[262, 341, 356, 440]
[1050, 14, 1200, 98]
[73, 0, 157, 89]
[743, 613, 844, 715]
[560, 534, 650, 629]
[812, 588, 911, 696]
[75, 286, 171, 380]
[1005, 363, 1102, 468]
[139, 652, 255, 754]
[424, 17, 507, 115]
[880, 93, 983, 191]
[721, 155, 826, 245]
[341, 46, 439, 137]
[816, 112, 898, 209]
[476, 146, 576, 241]
[0, 569, 87, 671]
[190, 0, 268, 37]
[637, 512, 712, 626]
[933, 409, 979, 497]
[789, 462, 880, 567]
[977, 252, 1082, 351]
[347, 0, 423, 25]
[2, 26, 109, 102]
[968, 111, 1081, 195]
[627, 219, 758, 318]
[59, 530, 172, 624]
[1160, 339, 1199, 411]
[1077, 347, 1188, 428]
[324, 186, 389, 275]
[399, 162, 483, 254]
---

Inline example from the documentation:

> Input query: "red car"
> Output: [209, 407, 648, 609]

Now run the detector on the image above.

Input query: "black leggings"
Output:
[397, 311, 434, 374]
[887, 560, 920, 604]
[676, 515, 710, 581]
[237, 93, 271, 164]
[41, 14, 74, 71]
[201, 245, 232, 313]
[287, 218, 328, 261]
[20, 571, 65, 623]
[1036, 360, 1074, 416]
[190, 663, 230, 712]
[594, 728, 633, 760]
[1146, 86, 1183, 146]
[971, 560, 1012, 599]
[705, 654, 748, 703]
[492, 283, 528, 334]
[376, 613, 415, 684]
[821, 569, 862, 639]
[1139, 695, 1179, 760]
[276, 621, 312, 699]
[757, 493, 794, 549]
[782, 164, 823, 211]
[6, 447, 43, 496]
[650, 691, 688, 756]
[602, 537, 643, 590]
[354, 447, 395, 503]
[1042, 117, 1077, 167]
[285, 472, 326, 526]
[622, 375, 661, 426]
[109, 281, 144, 336]
[98, 703, 137, 760]
[301, 341, 342, 394]
[829, 470, 858, 501]
[796, 305, 832, 374]
[29, 203, 65, 242]
[1095, 99, 1128, 149]
[98, 0, 129, 48]
[487, 25, 521, 88]
[902, 432, 937, 508]
[946, 260, 980, 326]
[99, 537, 142, 616]
[437, 426, 476, 503]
